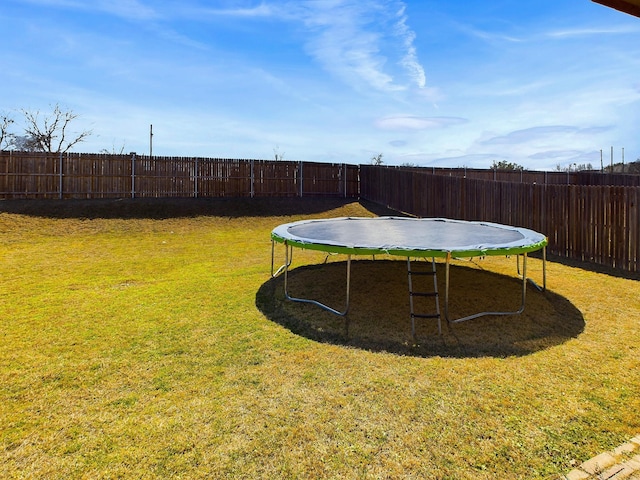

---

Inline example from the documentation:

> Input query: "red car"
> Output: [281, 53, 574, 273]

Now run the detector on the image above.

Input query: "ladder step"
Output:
[411, 313, 441, 319]
[407, 257, 442, 336]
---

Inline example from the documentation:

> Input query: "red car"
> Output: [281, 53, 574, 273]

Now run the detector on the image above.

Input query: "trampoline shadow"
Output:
[255, 259, 585, 358]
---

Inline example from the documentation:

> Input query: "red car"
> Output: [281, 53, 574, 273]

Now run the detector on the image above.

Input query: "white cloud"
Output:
[4, 0, 639, 171]
[181, 2, 274, 18]
[528, 150, 586, 160]
[394, 4, 426, 88]
[545, 25, 640, 38]
[376, 115, 467, 131]
[288, 1, 428, 93]
[480, 126, 612, 146]
[15, 0, 159, 21]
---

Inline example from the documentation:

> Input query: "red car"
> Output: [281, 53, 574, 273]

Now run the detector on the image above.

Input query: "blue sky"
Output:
[2, 0, 639, 170]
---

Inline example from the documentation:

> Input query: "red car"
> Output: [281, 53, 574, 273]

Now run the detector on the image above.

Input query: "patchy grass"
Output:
[0, 198, 638, 479]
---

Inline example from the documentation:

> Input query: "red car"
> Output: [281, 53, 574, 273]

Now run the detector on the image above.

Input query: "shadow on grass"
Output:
[0, 197, 376, 220]
[546, 252, 640, 282]
[256, 260, 585, 358]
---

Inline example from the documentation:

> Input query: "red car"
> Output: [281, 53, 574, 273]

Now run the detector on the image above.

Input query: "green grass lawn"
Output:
[0, 198, 638, 479]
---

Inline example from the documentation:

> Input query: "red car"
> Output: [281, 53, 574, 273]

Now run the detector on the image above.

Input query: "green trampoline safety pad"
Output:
[271, 217, 548, 258]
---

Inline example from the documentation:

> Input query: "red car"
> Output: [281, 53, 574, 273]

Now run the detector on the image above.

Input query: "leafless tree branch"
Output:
[21, 104, 92, 154]
[0, 114, 15, 149]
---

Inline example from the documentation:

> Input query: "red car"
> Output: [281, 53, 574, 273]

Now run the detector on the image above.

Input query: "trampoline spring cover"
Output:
[271, 217, 548, 257]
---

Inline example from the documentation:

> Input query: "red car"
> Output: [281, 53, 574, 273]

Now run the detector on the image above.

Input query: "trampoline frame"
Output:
[270, 217, 547, 331]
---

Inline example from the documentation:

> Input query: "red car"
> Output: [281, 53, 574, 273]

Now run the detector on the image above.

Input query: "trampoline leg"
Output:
[271, 239, 292, 278]
[445, 252, 528, 325]
[283, 244, 351, 317]
[520, 253, 527, 311]
[518, 249, 547, 293]
[444, 253, 451, 326]
[543, 246, 547, 291]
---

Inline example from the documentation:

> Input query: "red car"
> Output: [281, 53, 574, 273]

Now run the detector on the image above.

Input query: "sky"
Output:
[1, 0, 639, 171]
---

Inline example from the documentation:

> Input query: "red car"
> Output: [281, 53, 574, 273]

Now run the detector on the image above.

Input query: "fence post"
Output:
[194, 157, 199, 198]
[131, 152, 136, 198]
[59, 152, 63, 199]
[299, 161, 303, 197]
[251, 159, 255, 198]
[343, 163, 347, 198]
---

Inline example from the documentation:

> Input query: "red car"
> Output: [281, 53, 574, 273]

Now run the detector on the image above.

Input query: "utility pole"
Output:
[610, 146, 613, 173]
[600, 149, 603, 172]
[150, 124, 153, 158]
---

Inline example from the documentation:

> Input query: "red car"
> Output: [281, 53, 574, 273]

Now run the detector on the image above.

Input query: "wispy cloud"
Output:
[394, 4, 426, 88]
[545, 25, 640, 38]
[429, 153, 498, 167]
[376, 115, 467, 131]
[451, 21, 525, 44]
[16, 0, 159, 21]
[159, 1, 427, 93]
[96, 0, 158, 21]
[528, 149, 586, 160]
[528, 150, 602, 168]
[480, 125, 612, 146]
[287, 1, 428, 92]
[4, 0, 637, 169]
[181, 2, 274, 18]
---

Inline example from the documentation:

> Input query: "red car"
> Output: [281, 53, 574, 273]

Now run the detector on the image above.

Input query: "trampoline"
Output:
[271, 217, 548, 335]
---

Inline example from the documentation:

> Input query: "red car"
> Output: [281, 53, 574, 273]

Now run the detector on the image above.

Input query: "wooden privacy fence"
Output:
[361, 166, 640, 273]
[2, 152, 639, 273]
[0, 152, 360, 199]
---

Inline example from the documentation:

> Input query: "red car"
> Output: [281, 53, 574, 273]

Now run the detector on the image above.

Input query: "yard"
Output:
[0, 197, 638, 479]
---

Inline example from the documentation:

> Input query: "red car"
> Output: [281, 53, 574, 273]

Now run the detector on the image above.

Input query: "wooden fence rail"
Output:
[0, 152, 360, 199]
[360, 166, 640, 273]
[397, 166, 640, 186]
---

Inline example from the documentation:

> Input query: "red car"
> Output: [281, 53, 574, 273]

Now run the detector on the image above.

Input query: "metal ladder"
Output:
[407, 257, 442, 336]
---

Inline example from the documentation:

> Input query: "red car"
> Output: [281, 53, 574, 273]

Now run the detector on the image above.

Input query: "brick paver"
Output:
[561, 435, 640, 480]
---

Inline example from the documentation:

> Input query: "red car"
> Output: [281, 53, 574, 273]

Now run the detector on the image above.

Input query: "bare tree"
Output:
[21, 104, 92, 153]
[0, 114, 14, 150]
[371, 153, 383, 165]
[100, 140, 127, 155]
[273, 145, 285, 161]
[11, 135, 40, 152]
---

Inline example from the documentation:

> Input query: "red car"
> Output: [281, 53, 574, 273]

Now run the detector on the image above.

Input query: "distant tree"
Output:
[556, 162, 594, 172]
[273, 145, 285, 161]
[100, 141, 127, 155]
[19, 104, 92, 154]
[371, 153, 384, 165]
[602, 159, 640, 174]
[491, 160, 523, 170]
[0, 114, 14, 149]
[11, 135, 40, 152]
